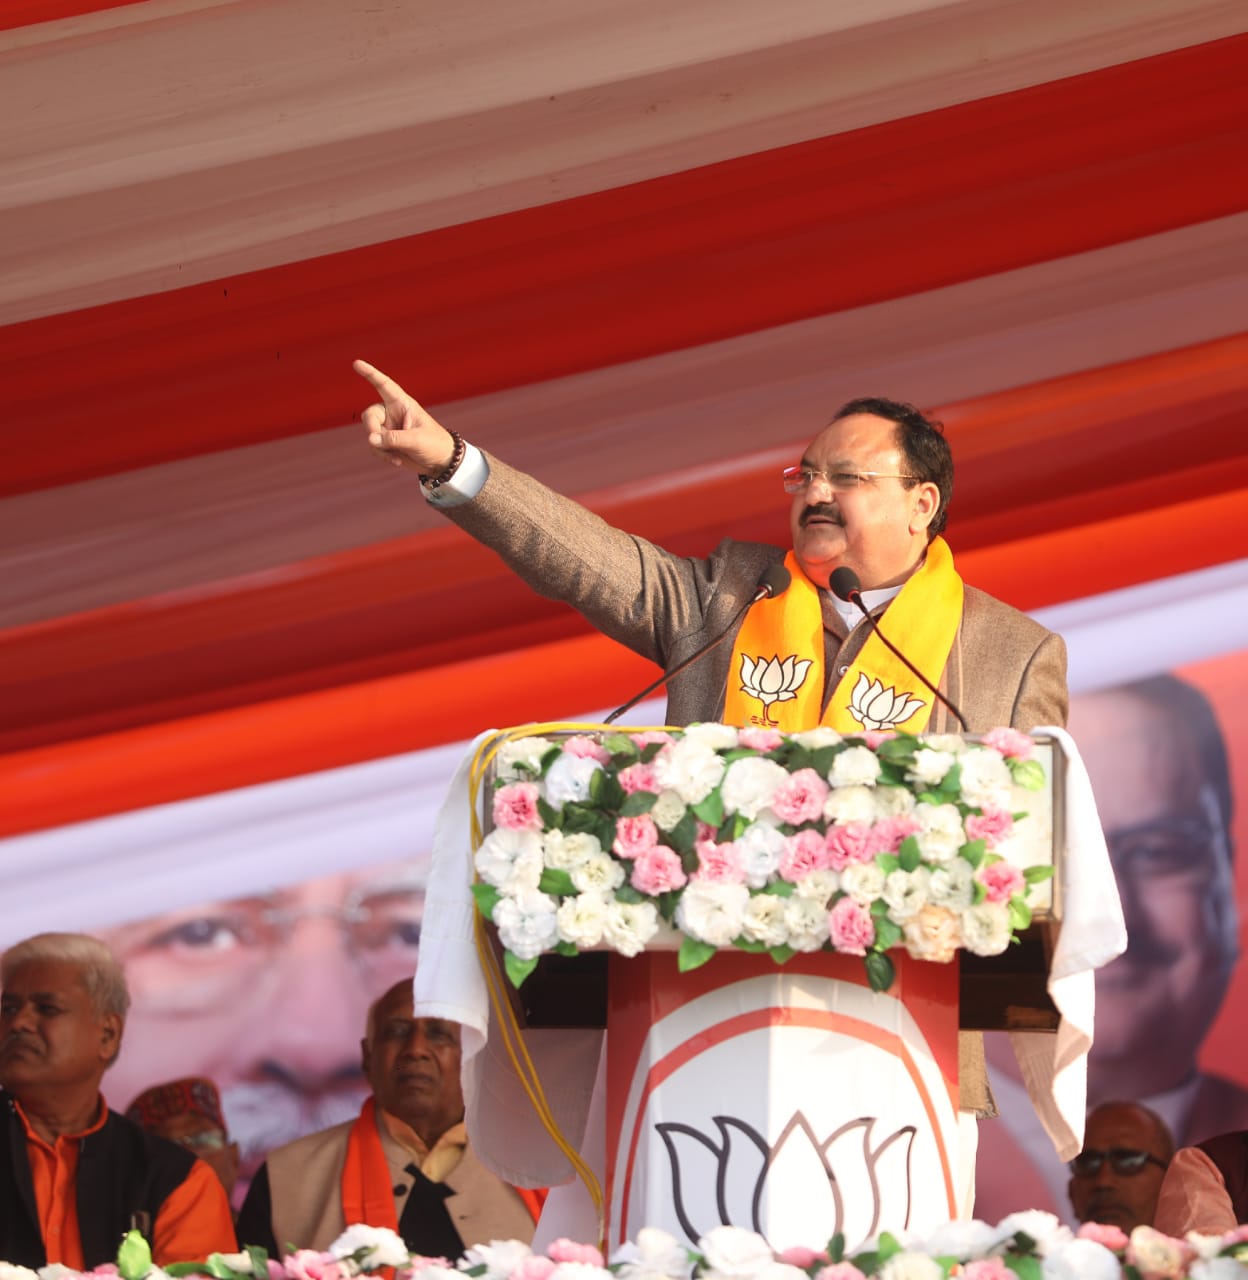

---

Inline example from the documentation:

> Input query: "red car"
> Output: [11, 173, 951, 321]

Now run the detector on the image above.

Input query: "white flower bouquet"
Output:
[471, 723, 1054, 992]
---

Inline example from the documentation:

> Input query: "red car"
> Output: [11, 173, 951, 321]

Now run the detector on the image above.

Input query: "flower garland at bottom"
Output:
[12, 1216, 1248, 1280]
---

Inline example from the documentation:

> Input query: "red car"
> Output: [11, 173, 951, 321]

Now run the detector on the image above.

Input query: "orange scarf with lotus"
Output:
[722, 540, 963, 732]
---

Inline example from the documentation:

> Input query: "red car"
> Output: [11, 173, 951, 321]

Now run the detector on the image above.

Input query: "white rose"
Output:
[736, 820, 785, 888]
[922, 733, 969, 753]
[830, 745, 881, 787]
[961, 900, 1012, 955]
[919, 1219, 997, 1260]
[681, 722, 740, 750]
[873, 785, 917, 818]
[721, 756, 790, 820]
[474, 828, 544, 893]
[909, 748, 957, 786]
[37, 1267, 76, 1280]
[407, 1266, 461, 1280]
[330, 1224, 411, 1268]
[493, 887, 560, 960]
[572, 851, 626, 894]
[550, 1264, 614, 1280]
[914, 801, 965, 865]
[459, 1240, 536, 1280]
[793, 868, 840, 904]
[610, 1227, 690, 1280]
[840, 862, 886, 905]
[1190, 1260, 1248, 1280]
[823, 784, 878, 825]
[604, 900, 662, 956]
[878, 1251, 944, 1280]
[676, 880, 749, 947]
[650, 790, 689, 831]
[927, 858, 974, 910]
[494, 735, 554, 782]
[757, 1266, 810, 1280]
[4, 1267, 41, 1280]
[957, 746, 1015, 809]
[556, 892, 610, 948]
[994, 1211, 1069, 1256]
[789, 726, 844, 750]
[655, 738, 727, 804]
[1041, 1239, 1123, 1280]
[543, 829, 601, 870]
[883, 867, 931, 922]
[697, 1227, 774, 1278]
[902, 903, 961, 963]
[544, 753, 604, 806]
[783, 895, 830, 951]
[741, 893, 789, 946]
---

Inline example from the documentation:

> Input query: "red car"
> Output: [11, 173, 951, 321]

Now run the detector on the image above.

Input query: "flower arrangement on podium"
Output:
[470, 722, 1053, 993]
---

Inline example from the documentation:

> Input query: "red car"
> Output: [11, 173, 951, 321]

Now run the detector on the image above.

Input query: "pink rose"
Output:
[694, 839, 747, 884]
[827, 896, 875, 955]
[84, 1268, 119, 1279]
[618, 761, 659, 794]
[965, 807, 1014, 848]
[870, 815, 921, 854]
[771, 768, 831, 825]
[564, 734, 611, 763]
[976, 859, 1025, 904]
[825, 821, 875, 870]
[695, 821, 718, 843]
[547, 1240, 605, 1266]
[284, 1254, 345, 1280]
[863, 730, 895, 748]
[739, 727, 783, 751]
[962, 1260, 1014, 1280]
[613, 814, 660, 860]
[815, 1264, 868, 1280]
[982, 726, 1033, 759]
[778, 1247, 828, 1267]
[631, 846, 688, 896]
[510, 1257, 557, 1280]
[1077, 1222, 1129, 1252]
[779, 828, 831, 881]
[630, 730, 674, 748]
[492, 782, 542, 831]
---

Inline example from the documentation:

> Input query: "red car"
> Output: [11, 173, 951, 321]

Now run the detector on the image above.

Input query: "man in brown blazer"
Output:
[353, 361, 1069, 1118]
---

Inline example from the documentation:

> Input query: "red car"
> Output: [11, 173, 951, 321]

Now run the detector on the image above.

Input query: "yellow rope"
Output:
[465, 723, 669, 1246]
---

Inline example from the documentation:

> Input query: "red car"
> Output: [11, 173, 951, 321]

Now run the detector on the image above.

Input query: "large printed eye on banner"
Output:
[976, 646, 1248, 1224]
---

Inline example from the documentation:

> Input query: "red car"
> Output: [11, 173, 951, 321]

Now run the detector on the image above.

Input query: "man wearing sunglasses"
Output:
[1068, 1101, 1174, 1232]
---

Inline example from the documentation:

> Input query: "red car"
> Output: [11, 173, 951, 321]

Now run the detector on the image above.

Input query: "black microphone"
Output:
[603, 563, 792, 725]
[829, 566, 969, 732]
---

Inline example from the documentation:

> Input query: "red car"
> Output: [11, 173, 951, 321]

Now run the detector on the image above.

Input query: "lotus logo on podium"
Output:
[657, 1111, 916, 1247]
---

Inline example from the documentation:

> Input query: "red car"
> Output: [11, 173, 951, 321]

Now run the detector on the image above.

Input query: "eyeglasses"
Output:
[171, 1130, 229, 1152]
[1068, 1148, 1169, 1177]
[782, 465, 917, 494]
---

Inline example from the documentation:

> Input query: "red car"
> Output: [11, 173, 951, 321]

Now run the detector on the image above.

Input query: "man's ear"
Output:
[99, 1013, 123, 1067]
[909, 481, 940, 534]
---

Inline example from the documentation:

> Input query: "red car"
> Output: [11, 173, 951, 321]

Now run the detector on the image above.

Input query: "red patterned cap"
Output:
[125, 1077, 226, 1133]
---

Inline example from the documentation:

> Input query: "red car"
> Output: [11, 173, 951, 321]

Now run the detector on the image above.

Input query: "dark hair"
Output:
[831, 397, 953, 539]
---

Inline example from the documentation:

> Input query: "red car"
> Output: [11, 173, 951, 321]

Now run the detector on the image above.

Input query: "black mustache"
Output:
[800, 504, 842, 527]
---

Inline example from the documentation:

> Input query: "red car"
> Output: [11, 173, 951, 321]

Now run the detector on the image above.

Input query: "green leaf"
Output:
[1024, 864, 1055, 884]
[245, 1246, 271, 1279]
[865, 950, 896, 992]
[873, 918, 903, 951]
[1009, 758, 1047, 792]
[1008, 897, 1032, 931]
[809, 745, 840, 776]
[678, 935, 718, 973]
[470, 881, 501, 920]
[767, 944, 796, 965]
[538, 867, 577, 896]
[539, 745, 563, 773]
[691, 789, 725, 828]
[602, 732, 640, 761]
[876, 1233, 903, 1262]
[851, 1253, 880, 1277]
[620, 791, 658, 816]
[504, 950, 540, 988]
[666, 810, 699, 854]
[826, 1233, 846, 1264]
[959, 839, 986, 870]
[733, 937, 768, 953]
[1005, 1253, 1043, 1280]
[723, 812, 750, 841]
[875, 852, 901, 875]
[762, 879, 795, 898]
[537, 797, 561, 829]
[615, 884, 646, 904]
[874, 735, 918, 764]
[640, 741, 665, 763]
[561, 804, 603, 835]
[117, 1230, 153, 1280]
[898, 835, 922, 872]
[555, 941, 580, 956]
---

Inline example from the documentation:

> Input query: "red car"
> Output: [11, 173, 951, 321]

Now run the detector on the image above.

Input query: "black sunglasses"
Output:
[1068, 1147, 1168, 1177]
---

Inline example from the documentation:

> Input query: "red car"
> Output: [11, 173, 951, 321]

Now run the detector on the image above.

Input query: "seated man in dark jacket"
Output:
[0, 932, 237, 1267]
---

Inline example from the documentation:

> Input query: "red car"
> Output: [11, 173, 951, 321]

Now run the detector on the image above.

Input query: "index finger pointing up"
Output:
[352, 359, 408, 406]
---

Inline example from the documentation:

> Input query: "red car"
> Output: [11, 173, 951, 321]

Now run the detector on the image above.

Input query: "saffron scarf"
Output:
[723, 539, 963, 732]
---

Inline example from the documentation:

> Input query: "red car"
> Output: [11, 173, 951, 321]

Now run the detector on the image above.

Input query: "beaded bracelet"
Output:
[420, 431, 466, 490]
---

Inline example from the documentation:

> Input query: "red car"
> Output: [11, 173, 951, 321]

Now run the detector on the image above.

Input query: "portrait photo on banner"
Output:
[976, 644, 1248, 1223]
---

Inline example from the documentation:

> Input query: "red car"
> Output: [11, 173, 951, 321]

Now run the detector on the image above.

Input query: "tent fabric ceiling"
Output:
[1, 0, 1246, 835]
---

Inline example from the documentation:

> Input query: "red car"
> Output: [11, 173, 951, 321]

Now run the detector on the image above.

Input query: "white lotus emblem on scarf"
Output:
[847, 673, 926, 730]
[739, 654, 812, 726]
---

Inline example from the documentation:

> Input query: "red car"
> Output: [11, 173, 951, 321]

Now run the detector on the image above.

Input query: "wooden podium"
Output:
[478, 730, 1063, 1249]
